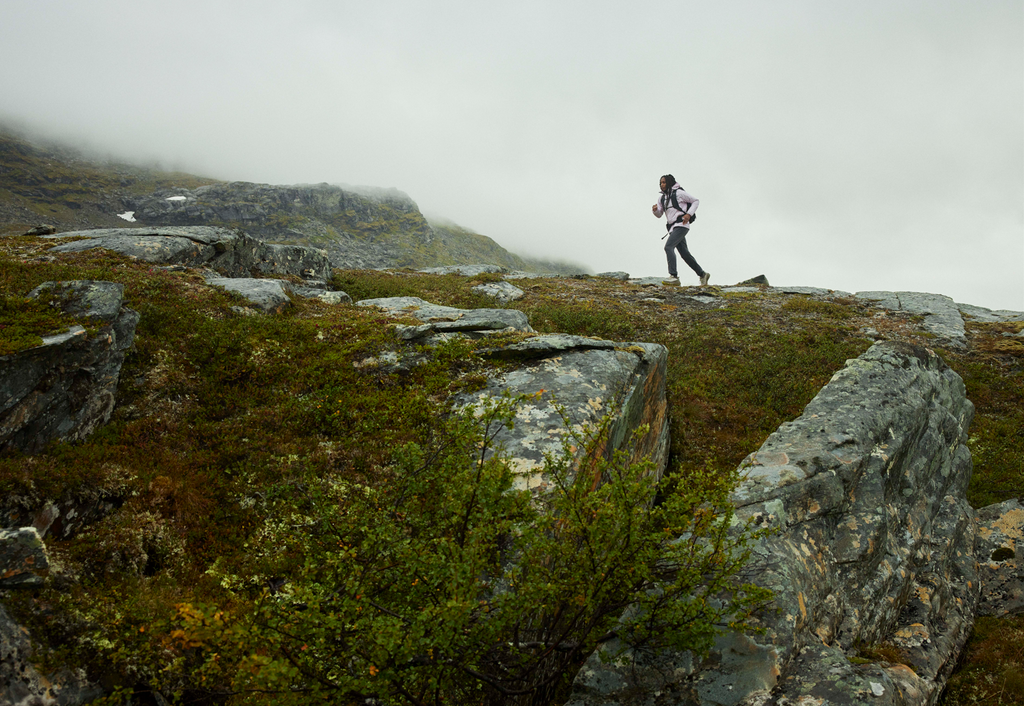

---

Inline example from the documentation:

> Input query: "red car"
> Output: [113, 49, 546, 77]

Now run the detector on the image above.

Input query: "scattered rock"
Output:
[356, 296, 533, 334]
[738, 275, 770, 286]
[595, 271, 630, 280]
[418, 264, 506, 276]
[45, 226, 330, 280]
[22, 224, 57, 236]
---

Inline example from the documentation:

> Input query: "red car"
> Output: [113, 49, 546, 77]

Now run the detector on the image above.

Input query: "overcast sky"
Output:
[2, 0, 1021, 310]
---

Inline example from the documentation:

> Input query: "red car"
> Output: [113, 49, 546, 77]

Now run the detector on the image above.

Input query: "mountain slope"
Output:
[0, 127, 571, 272]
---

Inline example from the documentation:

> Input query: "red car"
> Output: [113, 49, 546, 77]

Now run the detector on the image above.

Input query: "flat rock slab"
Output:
[957, 303, 1024, 323]
[977, 498, 1024, 617]
[206, 277, 292, 314]
[356, 296, 533, 333]
[856, 291, 967, 348]
[417, 264, 506, 276]
[472, 281, 525, 303]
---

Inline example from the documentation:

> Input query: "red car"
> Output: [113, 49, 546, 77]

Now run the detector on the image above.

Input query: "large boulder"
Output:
[463, 335, 670, 492]
[569, 341, 977, 706]
[357, 297, 669, 491]
[0, 280, 139, 455]
[45, 226, 331, 280]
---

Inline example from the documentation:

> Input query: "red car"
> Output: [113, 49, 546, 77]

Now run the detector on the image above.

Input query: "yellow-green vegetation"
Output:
[0, 290, 80, 355]
[0, 237, 1020, 704]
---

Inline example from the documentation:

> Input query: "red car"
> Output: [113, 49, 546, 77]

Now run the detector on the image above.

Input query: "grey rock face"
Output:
[357, 296, 534, 335]
[45, 226, 330, 280]
[976, 498, 1024, 617]
[0, 603, 102, 706]
[205, 277, 293, 314]
[357, 297, 669, 493]
[131, 182, 433, 270]
[957, 303, 1024, 323]
[569, 341, 977, 706]
[0, 527, 48, 589]
[857, 291, 968, 348]
[458, 337, 669, 493]
[0, 281, 139, 454]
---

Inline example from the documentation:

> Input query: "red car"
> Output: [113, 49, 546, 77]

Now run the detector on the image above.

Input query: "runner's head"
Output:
[659, 174, 676, 192]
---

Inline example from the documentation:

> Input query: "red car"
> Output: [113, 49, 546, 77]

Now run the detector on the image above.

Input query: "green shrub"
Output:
[157, 398, 768, 706]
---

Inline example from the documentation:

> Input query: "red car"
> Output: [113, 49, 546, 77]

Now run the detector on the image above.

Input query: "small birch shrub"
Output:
[168, 397, 769, 706]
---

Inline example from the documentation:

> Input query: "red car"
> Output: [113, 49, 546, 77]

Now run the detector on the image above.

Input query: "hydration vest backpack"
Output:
[663, 186, 697, 229]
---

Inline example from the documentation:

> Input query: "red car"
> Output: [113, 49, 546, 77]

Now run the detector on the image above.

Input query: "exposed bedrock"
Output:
[45, 226, 332, 280]
[355, 296, 670, 491]
[0, 280, 139, 455]
[569, 341, 977, 706]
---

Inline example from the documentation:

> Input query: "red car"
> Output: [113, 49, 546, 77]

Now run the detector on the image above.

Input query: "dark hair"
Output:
[661, 174, 676, 188]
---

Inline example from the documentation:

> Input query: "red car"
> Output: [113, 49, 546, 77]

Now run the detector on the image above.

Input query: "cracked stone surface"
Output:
[567, 341, 977, 706]
[855, 291, 968, 348]
[45, 226, 331, 280]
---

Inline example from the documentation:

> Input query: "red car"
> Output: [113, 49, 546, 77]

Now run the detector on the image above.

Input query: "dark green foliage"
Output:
[157, 399, 768, 705]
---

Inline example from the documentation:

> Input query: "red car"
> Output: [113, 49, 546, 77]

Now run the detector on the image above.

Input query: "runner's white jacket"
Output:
[653, 185, 699, 231]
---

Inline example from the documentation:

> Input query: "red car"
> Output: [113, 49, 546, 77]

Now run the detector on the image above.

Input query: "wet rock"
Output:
[568, 341, 977, 706]
[0, 281, 139, 454]
[596, 272, 631, 280]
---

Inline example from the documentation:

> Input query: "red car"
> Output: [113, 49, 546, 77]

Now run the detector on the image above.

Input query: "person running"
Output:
[652, 174, 709, 286]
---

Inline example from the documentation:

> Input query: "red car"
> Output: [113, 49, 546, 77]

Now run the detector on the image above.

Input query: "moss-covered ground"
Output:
[0, 237, 1020, 703]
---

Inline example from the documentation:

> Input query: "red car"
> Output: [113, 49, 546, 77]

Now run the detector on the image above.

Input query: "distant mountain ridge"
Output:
[0, 127, 579, 273]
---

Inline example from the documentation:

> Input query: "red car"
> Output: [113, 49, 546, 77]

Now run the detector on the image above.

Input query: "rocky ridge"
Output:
[0, 229, 1021, 705]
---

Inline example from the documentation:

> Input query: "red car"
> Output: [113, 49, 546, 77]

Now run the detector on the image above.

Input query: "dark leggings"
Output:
[664, 226, 704, 278]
